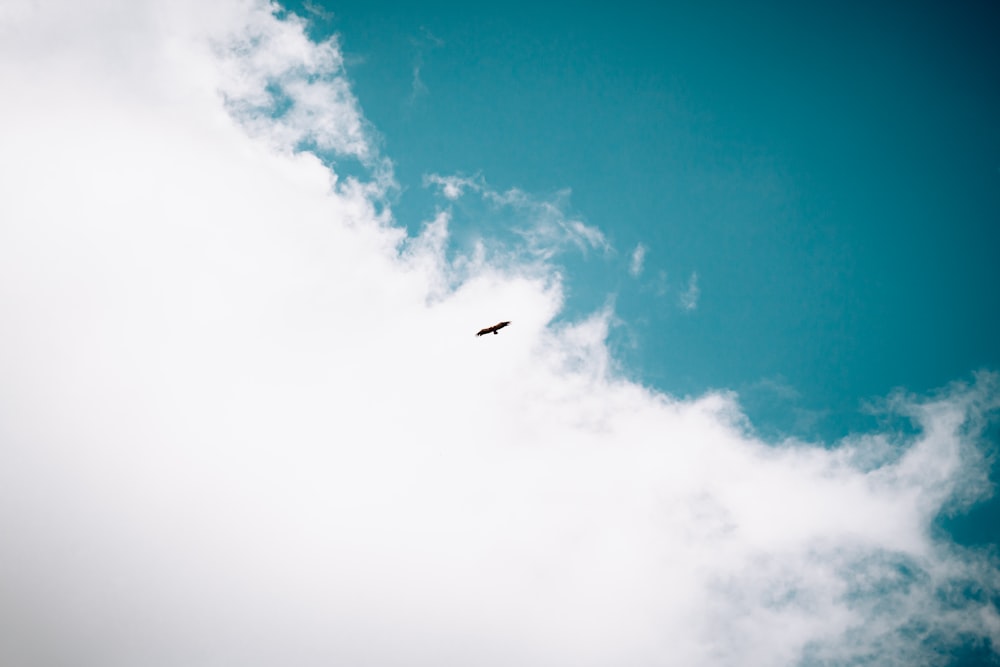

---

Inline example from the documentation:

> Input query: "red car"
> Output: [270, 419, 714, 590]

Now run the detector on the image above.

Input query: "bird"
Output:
[476, 321, 511, 336]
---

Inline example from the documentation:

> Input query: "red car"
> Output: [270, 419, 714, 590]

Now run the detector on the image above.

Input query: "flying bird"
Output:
[476, 321, 511, 336]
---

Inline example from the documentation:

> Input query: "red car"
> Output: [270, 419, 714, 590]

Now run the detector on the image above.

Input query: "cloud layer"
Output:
[1, 2, 998, 666]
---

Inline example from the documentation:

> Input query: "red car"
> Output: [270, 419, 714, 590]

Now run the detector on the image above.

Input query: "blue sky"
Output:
[2, 1, 1000, 665]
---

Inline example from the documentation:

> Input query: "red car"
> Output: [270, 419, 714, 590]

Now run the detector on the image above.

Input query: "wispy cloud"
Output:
[410, 61, 428, 102]
[653, 269, 669, 296]
[0, 3, 997, 666]
[426, 172, 610, 260]
[629, 242, 647, 277]
[679, 270, 700, 310]
[407, 26, 443, 105]
[494, 187, 609, 258]
[424, 172, 481, 200]
[301, 0, 333, 21]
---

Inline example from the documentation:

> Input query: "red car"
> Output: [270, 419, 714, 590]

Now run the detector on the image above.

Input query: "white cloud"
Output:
[653, 268, 670, 296]
[410, 61, 428, 103]
[0, 2, 998, 666]
[425, 172, 482, 200]
[680, 270, 701, 311]
[213, 3, 373, 162]
[301, 0, 333, 21]
[407, 27, 442, 105]
[630, 242, 647, 277]
[425, 173, 609, 260]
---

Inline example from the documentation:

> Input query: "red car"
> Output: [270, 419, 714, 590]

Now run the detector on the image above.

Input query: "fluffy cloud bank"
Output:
[0, 2, 997, 666]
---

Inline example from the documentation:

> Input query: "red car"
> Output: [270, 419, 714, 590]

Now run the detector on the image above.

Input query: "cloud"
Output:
[680, 270, 701, 311]
[1, 2, 998, 666]
[629, 243, 647, 277]
[213, 5, 372, 163]
[425, 172, 481, 200]
[407, 27, 443, 106]
[410, 61, 429, 103]
[301, 0, 333, 21]
[652, 268, 670, 296]
[425, 172, 609, 260]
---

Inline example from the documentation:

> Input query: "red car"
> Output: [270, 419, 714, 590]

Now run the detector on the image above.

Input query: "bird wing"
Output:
[476, 321, 511, 336]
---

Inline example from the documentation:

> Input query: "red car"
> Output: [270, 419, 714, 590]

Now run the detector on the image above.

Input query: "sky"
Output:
[0, 1, 999, 666]
[297, 0, 1000, 439]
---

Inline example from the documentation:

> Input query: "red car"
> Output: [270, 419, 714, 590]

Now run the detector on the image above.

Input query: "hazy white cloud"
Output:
[407, 27, 443, 105]
[680, 270, 700, 311]
[652, 268, 670, 296]
[425, 172, 482, 200]
[426, 173, 609, 260]
[630, 243, 647, 277]
[749, 376, 803, 402]
[0, 2, 998, 666]
[301, 0, 333, 21]
[410, 61, 428, 103]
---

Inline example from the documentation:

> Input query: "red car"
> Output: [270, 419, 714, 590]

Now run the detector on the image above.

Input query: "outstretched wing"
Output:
[476, 321, 511, 336]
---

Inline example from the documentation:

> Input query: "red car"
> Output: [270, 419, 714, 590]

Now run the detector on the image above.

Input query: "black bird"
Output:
[476, 321, 511, 336]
